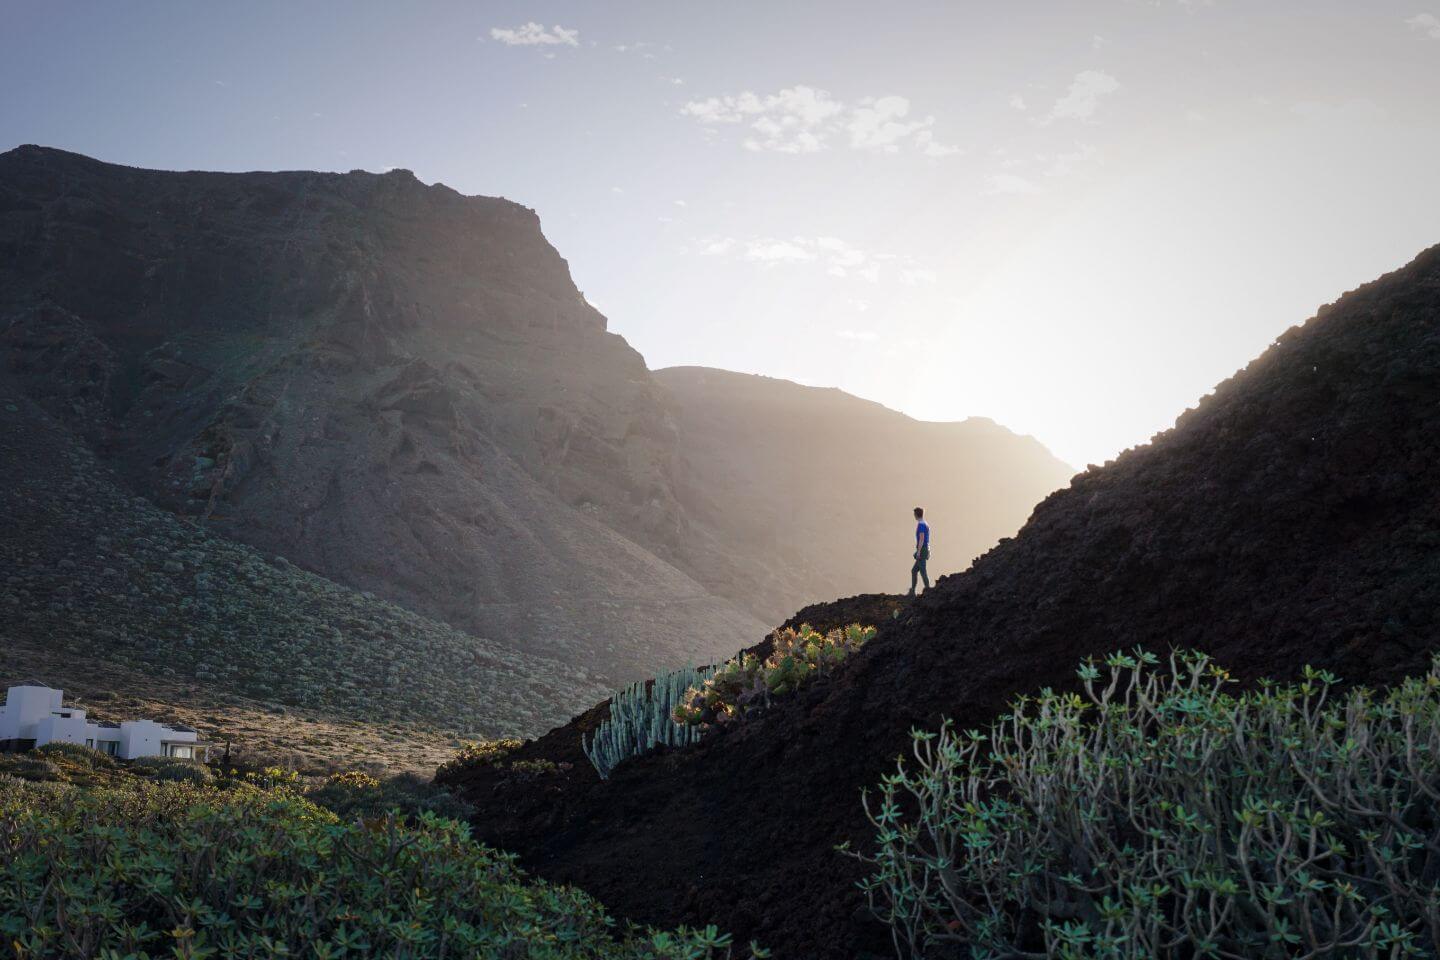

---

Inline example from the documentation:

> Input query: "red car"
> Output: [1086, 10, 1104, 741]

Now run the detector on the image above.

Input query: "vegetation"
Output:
[585, 666, 708, 779]
[850, 649, 1440, 960]
[0, 434, 610, 744]
[436, 737, 525, 775]
[0, 775, 761, 959]
[673, 624, 875, 728]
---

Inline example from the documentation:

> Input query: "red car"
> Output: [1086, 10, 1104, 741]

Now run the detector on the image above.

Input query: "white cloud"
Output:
[745, 240, 816, 263]
[610, 186, 624, 194]
[899, 267, 938, 285]
[846, 96, 930, 151]
[836, 329, 880, 341]
[986, 173, 1043, 195]
[698, 237, 736, 256]
[915, 130, 962, 157]
[490, 22, 580, 47]
[1044, 142, 1099, 177]
[673, 199, 688, 207]
[699, 234, 932, 284]
[1008, 93, 1027, 111]
[680, 85, 958, 156]
[1405, 12, 1440, 38]
[1045, 70, 1120, 123]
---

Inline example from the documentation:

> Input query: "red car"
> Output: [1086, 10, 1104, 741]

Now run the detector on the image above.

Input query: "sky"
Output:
[4, 1, 1440, 468]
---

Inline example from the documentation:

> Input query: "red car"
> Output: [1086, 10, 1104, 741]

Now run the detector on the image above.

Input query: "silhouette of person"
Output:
[909, 506, 930, 596]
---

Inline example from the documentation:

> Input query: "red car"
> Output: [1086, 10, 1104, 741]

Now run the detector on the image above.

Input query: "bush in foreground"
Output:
[850, 649, 1440, 959]
[0, 778, 760, 959]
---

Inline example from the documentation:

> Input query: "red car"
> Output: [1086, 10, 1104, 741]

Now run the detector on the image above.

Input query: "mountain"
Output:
[0, 365, 609, 746]
[0, 144, 766, 684]
[653, 366, 1071, 620]
[0, 146, 1069, 702]
[440, 245, 1440, 956]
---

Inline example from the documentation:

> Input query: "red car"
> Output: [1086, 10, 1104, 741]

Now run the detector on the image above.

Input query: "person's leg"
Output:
[909, 557, 920, 595]
[919, 557, 930, 591]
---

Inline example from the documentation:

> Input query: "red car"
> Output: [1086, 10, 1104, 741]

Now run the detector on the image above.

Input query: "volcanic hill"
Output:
[439, 245, 1440, 956]
[0, 145, 1067, 704]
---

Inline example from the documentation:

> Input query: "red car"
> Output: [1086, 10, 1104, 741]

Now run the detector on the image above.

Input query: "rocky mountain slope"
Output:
[654, 366, 1071, 618]
[0, 145, 1068, 692]
[0, 368, 607, 742]
[0, 145, 765, 682]
[440, 245, 1440, 957]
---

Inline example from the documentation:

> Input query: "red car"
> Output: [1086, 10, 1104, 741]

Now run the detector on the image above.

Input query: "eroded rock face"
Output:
[0, 145, 761, 680]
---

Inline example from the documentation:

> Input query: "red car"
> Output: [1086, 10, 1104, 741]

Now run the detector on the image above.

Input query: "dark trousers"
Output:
[910, 554, 929, 593]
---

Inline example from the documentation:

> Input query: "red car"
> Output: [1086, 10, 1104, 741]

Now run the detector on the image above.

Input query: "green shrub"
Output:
[674, 624, 875, 727]
[585, 665, 708, 779]
[35, 742, 106, 767]
[131, 755, 215, 785]
[435, 737, 524, 777]
[0, 777, 760, 959]
[305, 769, 474, 822]
[849, 649, 1440, 959]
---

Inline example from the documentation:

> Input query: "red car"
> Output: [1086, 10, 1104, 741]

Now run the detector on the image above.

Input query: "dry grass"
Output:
[1, 636, 457, 776]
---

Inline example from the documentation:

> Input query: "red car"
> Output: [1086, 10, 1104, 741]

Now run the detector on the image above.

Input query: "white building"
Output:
[0, 685, 205, 760]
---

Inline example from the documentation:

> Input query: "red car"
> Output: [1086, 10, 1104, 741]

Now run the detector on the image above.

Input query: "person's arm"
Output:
[915, 525, 922, 556]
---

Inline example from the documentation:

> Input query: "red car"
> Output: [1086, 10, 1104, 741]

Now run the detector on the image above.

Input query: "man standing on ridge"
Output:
[909, 506, 930, 596]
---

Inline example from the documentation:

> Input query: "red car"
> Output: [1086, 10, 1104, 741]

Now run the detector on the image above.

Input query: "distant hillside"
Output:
[0, 370, 607, 750]
[444, 245, 1440, 957]
[654, 366, 1073, 620]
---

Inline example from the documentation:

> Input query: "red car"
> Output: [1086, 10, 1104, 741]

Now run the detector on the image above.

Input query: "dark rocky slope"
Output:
[441, 245, 1440, 957]
[655, 366, 1072, 620]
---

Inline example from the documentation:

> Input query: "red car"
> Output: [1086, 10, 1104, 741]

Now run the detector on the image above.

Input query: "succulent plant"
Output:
[850, 648, 1440, 959]
[584, 665, 709, 779]
[674, 624, 876, 728]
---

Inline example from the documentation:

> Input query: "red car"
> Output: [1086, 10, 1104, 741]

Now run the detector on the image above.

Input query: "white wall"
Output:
[0, 686, 63, 741]
[4, 687, 200, 760]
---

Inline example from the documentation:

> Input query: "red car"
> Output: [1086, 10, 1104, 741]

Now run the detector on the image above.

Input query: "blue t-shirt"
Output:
[916, 520, 930, 551]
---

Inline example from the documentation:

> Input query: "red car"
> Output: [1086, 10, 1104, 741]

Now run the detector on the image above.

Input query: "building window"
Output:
[85, 738, 94, 748]
[168, 745, 194, 760]
[98, 741, 118, 756]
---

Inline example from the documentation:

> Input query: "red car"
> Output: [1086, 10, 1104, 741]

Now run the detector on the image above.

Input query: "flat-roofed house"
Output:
[0, 685, 206, 760]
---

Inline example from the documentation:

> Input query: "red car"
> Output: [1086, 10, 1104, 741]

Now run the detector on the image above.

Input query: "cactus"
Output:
[584, 664, 710, 779]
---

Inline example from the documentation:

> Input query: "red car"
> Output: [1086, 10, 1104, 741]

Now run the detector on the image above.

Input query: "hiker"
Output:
[909, 506, 930, 596]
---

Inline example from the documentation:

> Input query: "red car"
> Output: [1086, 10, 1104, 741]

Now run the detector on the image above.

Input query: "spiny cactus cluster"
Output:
[584, 665, 710, 779]
[850, 649, 1440, 960]
[673, 624, 876, 728]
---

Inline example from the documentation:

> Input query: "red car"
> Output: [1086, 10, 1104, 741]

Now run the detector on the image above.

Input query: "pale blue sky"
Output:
[5, 1, 1440, 466]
